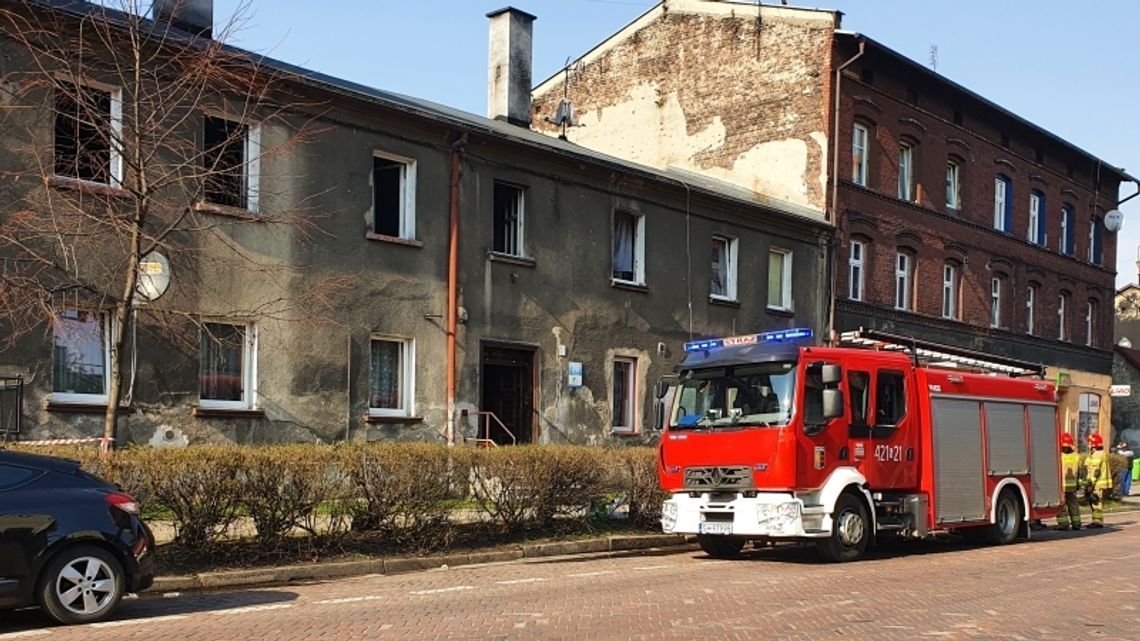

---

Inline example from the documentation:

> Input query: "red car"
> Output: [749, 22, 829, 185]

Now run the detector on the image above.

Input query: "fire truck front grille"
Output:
[684, 466, 752, 490]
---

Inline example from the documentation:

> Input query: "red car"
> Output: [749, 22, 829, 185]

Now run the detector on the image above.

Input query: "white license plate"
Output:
[699, 522, 733, 535]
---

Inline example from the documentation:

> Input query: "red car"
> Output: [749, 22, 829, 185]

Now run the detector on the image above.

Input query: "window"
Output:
[611, 357, 638, 434]
[894, 252, 912, 311]
[852, 123, 869, 186]
[1028, 191, 1046, 245]
[1060, 205, 1074, 255]
[492, 182, 525, 256]
[993, 175, 1012, 232]
[848, 240, 864, 301]
[203, 116, 259, 211]
[372, 152, 416, 239]
[767, 249, 793, 310]
[1086, 300, 1096, 347]
[54, 80, 122, 185]
[52, 310, 109, 404]
[710, 236, 738, 301]
[875, 370, 906, 426]
[612, 210, 645, 284]
[941, 264, 959, 320]
[199, 322, 256, 409]
[370, 337, 414, 417]
[945, 160, 961, 210]
[898, 142, 914, 201]
[1026, 285, 1037, 335]
[848, 371, 870, 425]
[1089, 217, 1103, 266]
[1058, 293, 1069, 341]
[990, 278, 1002, 328]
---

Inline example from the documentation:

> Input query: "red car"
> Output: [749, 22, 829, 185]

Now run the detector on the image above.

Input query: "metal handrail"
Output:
[468, 410, 516, 447]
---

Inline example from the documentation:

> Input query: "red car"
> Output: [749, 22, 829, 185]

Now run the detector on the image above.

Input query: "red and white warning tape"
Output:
[13, 437, 112, 446]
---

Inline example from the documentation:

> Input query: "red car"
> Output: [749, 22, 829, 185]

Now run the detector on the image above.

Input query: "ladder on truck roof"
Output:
[837, 328, 1046, 378]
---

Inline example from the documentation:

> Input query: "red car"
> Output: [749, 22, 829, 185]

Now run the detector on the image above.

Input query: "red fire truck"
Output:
[657, 328, 1062, 562]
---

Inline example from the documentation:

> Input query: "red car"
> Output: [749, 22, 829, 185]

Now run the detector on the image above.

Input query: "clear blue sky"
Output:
[213, 0, 1140, 287]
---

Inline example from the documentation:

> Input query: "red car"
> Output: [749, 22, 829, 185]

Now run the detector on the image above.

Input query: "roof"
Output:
[26, 0, 828, 231]
[835, 32, 1137, 186]
[1114, 345, 1140, 373]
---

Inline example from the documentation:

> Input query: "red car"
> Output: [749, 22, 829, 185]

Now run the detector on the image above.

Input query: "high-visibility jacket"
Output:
[1061, 451, 1081, 490]
[1084, 449, 1113, 491]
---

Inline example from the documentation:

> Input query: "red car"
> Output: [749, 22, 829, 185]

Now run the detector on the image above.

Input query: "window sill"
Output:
[489, 252, 536, 268]
[709, 296, 740, 308]
[192, 406, 266, 419]
[193, 201, 260, 220]
[45, 401, 131, 415]
[611, 279, 649, 293]
[364, 414, 423, 424]
[365, 231, 424, 248]
[48, 175, 129, 198]
[766, 306, 794, 317]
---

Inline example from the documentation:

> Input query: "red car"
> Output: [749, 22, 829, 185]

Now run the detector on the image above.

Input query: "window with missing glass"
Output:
[203, 116, 258, 211]
[372, 152, 416, 239]
[54, 80, 121, 185]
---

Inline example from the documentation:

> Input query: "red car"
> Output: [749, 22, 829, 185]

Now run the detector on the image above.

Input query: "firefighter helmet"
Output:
[1060, 433, 1075, 448]
[1088, 433, 1104, 449]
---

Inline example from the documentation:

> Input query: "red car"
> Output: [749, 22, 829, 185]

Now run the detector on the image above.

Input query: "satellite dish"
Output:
[135, 251, 171, 302]
[1104, 210, 1124, 233]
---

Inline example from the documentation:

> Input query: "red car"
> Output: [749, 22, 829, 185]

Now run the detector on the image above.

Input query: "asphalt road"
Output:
[4, 513, 1139, 641]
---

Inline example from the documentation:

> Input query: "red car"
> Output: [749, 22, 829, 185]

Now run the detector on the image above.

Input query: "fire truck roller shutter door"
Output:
[931, 398, 987, 523]
[984, 402, 1030, 476]
[1028, 405, 1061, 507]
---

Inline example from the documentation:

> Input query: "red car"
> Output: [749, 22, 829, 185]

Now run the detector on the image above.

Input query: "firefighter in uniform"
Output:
[1084, 433, 1112, 528]
[1056, 433, 1082, 530]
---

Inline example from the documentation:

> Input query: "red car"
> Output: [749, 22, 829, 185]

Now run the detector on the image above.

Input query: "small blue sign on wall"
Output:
[568, 361, 583, 389]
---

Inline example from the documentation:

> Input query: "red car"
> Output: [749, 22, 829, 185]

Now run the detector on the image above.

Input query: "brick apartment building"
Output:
[531, 0, 1138, 443]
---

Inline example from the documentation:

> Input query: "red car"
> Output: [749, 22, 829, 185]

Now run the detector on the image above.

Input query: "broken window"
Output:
[54, 80, 119, 184]
[203, 116, 253, 209]
[372, 152, 415, 239]
[493, 182, 525, 256]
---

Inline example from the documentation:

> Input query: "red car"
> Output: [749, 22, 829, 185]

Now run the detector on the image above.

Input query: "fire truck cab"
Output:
[657, 328, 1062, 562]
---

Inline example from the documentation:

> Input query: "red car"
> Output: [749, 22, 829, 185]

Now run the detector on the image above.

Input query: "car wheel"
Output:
[37, 545, 124, 625]
[984, 489, 1022, 545]
[816, 491, 870, 562]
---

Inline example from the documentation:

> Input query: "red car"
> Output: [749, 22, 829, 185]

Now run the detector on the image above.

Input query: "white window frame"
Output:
[1026, 286, 1036, 335]
[848, 240, 864, 301]
[612, 210, 646, 285]
[201, 114, 260, 212]
[492, 181, 526, 257]
[852, 123, 869, 186]
[611, 356, 639, 434]
[198, 322, 257, 410]
[767, 248, 793, 311]
[898, 142, 914, 201]
[1086, 301, 1095, 347]
[1060, 206, 1071, 254]
[894, 252, 912, 311]
[993, 176, 1008, 231]
[1058, 294, 1068, 341]
[372, 150, 417, 240]
[368, 336, 415, 418]
[1088, 220, 1096, 263]
[52, 76, 123, 187]
[946, 160, 961, 210]
[710, 235, 738, 302]
[51, 310, 112, 404]
[1028, 192, 1041, 244]
[991, 278, 1002, 328]
[941, 264, 958, 319]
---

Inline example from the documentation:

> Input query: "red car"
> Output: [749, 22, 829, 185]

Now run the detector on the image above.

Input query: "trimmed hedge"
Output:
[8, 442, 664, 553]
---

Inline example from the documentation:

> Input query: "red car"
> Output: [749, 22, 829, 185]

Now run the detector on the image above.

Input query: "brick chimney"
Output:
[153, 0, 213, 38]
[487, 7, 536, 127]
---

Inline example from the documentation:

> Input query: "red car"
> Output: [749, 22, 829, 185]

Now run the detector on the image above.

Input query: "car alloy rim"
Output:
[56, 557, 116, 615]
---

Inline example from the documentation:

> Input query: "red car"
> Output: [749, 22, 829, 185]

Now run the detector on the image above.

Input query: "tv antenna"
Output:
[546, 57, 584, 139]
[929, 44, 938, 71]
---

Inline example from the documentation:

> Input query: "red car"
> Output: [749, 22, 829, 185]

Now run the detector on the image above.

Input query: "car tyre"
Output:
[37, 545, 124, 625]
[816, 491, 869, 562]
[984, 489, 1021, 546]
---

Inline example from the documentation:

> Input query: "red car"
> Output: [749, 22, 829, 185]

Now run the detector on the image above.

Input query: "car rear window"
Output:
[0, 463, 44, 490]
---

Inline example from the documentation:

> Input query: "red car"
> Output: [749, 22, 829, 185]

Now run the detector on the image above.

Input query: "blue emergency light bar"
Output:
[683, 328, 814, 353]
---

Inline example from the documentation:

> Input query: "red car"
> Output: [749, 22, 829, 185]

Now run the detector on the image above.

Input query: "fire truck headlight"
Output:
[661, 501, 679, 531]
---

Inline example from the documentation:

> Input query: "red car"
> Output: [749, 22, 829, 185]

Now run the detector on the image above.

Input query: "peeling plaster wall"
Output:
[532, 2, 838, 217]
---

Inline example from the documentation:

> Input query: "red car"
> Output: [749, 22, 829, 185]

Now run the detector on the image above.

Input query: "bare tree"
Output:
[0, 0, 350, 454]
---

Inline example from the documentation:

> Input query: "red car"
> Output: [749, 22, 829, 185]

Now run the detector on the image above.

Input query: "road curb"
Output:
[147, 534, 696, 594]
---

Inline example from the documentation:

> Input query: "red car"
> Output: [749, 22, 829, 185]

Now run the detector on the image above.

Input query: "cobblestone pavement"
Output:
[4, 514, 1139, 641]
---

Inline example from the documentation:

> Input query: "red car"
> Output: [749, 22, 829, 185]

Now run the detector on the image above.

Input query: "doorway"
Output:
[480, 343, 535, 445]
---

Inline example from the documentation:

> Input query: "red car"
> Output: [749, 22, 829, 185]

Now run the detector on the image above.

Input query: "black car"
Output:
[0, 449, 155, 624]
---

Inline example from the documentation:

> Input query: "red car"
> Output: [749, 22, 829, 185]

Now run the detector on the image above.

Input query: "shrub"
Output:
[237, 445, 343, 546]
[146, 446, 244, 547]
[610, 446, 667, 528]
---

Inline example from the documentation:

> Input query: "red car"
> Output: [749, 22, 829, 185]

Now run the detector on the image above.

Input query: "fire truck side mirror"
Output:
[654, 379, 670, 399]
[823, 388, 844, 420]
[821, 364, 842, 386]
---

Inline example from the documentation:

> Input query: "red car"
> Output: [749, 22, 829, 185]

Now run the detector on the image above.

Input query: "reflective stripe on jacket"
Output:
[1061, 451, 1081, 490]
[1084, 450, 1113, 490]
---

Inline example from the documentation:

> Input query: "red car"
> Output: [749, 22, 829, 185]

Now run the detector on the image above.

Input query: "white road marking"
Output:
[0, 631, 52, 640]
[91, 614, 188, 628]
[162, 592, 181, 598]
[495, 578, 548, 585]
[210, 603, 295, 615]
[567, 571, 614, 578]
[313, 596, 384, 605]
[409, 585, 473, 595]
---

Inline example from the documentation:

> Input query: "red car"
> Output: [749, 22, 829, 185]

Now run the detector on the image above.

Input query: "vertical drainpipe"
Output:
[827, 36, 865, 343]
[446, 132, 468, 447]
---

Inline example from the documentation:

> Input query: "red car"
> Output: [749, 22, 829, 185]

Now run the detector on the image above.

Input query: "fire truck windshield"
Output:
[670, 361, 796, 429]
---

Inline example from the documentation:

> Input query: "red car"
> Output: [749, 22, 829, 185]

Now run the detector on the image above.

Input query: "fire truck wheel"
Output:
[697, 535, 745, 558]
[816, 492, 869, 562]
[985, 489, 1022, 545]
